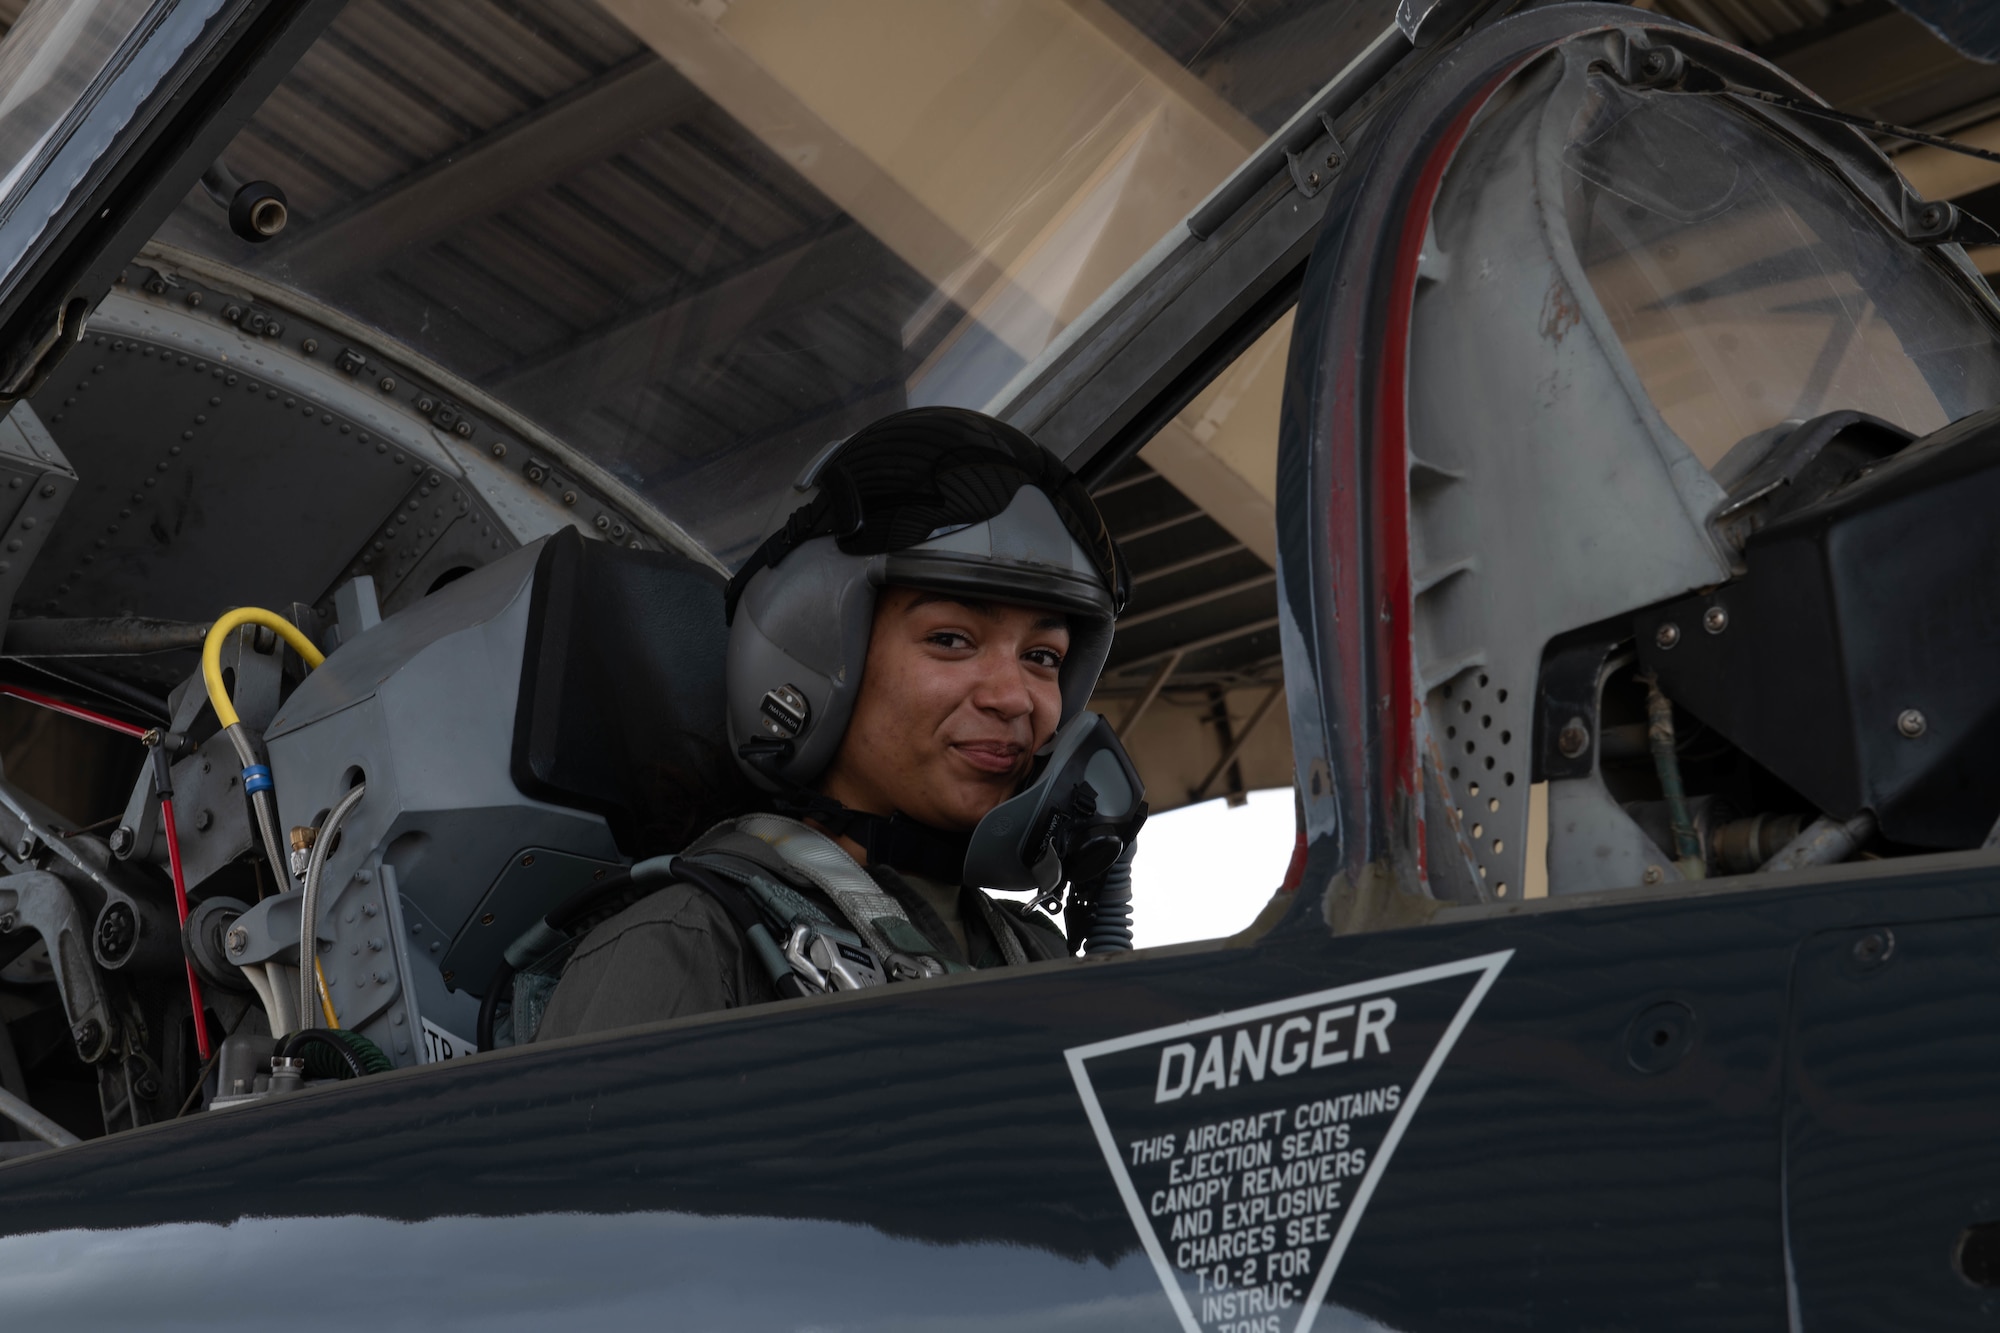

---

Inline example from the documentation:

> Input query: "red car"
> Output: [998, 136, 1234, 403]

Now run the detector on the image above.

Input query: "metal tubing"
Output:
[0, 1080, 78, 1148]
[1642, 675, 1706, 879]
[156, 793, 209, 1061]
[1760, 812, 1877, 874]
[299, 783, 367, 1030]
[0, 658, 170, 723]
[1, 617, 210, 657]
[0, 683, 150, 738]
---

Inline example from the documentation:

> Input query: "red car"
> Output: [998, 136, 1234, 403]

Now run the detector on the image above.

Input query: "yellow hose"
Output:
[202, 607, 339, 1027]
[200, 607, 325, 730]
[314, 959, 341, 1029]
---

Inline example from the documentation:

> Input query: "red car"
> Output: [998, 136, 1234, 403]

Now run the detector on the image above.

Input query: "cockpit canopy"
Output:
[1284, 11, 2000, 909]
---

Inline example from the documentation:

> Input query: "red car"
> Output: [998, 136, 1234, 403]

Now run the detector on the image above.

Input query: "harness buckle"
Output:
[783, 923, 885, 992]
[882, 951, 946, 981]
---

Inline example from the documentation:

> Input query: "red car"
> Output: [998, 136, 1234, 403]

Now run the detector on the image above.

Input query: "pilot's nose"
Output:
[967, 647, 1036, 723]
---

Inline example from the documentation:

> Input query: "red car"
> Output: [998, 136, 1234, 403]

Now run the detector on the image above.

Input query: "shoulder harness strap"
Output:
[722, 814, 956, 977]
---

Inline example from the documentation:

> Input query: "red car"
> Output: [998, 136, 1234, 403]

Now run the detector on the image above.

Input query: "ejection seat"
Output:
[221, 525, 740, 1067]
[510, 525, 744, 862]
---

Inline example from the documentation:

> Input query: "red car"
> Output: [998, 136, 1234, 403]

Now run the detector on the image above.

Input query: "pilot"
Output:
[530, 406, 1130, 1040]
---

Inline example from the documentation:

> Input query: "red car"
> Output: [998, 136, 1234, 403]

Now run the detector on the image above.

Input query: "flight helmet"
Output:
[724, 407, 1129, 792]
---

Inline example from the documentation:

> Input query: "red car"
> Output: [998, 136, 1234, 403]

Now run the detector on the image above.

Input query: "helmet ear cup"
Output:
[726, 539, 877, 790]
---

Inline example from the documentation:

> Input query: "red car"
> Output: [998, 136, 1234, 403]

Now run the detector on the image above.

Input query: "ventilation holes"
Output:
[1430, 668, 1523, 900]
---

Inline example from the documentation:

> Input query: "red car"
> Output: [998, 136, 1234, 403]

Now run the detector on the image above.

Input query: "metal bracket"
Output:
[1900, 194, 1998, 247]
[0, 870, 112, 1062]
[1284, 114, 1349, 200]
[0, 777, 175, 974]
[1533, 634, 1627, 783]
[1395, 0, 1484, 48]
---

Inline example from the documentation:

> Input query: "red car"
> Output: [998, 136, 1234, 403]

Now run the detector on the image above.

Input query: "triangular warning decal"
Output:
[1066, 951, 1510, 1333]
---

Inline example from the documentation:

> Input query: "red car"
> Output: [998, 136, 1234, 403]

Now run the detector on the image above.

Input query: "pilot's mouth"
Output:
[951, 741, 1023, 775]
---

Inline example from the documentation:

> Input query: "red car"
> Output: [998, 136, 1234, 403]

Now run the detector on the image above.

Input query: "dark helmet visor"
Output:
[727, 407, 1129, 621]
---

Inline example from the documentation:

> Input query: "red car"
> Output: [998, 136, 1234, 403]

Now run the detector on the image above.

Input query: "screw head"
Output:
[301, 338, 318, 355]
[1642, 865, 1665, 885]
[490, 441, 507, 458]
[1702, 606, 1728, 634]
[1325, 152, 1342, 168]
[1897, 708, 1927, 738]
[378, 376, 396, 393]
[1305, 171, 1320, 187]
[107, 826, 134, 856]
[1642, 50, 1670, 75]
[1557, 719, 1589, 759]
[1655, 622, 1681, 649]
[520, 854, 535, 868]
[193, 808, 212, 831]
[1851, 928, 1895, 966]
[480, 913, 495, 926]
[1920, 202, 1947, 231]
[226, 926, 248, 955]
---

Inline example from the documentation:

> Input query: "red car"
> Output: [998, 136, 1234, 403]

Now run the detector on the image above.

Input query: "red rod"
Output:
[157, 796, 211, 1060]
[0, 683, 210, 1059]
[0, 684, 150, 739]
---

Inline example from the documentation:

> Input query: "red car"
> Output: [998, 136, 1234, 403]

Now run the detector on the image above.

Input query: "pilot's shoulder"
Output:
[981, 894, 1070, 960]
[568, 881, 743, 961]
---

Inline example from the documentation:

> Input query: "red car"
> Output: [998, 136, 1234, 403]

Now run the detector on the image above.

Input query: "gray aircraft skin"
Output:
[0, 1, 1986, 1329]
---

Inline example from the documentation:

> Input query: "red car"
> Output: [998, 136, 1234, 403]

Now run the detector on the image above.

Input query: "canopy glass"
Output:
[1562, 74, 2000, 470]
[142, 0, 1396, 560]
[0, 0, 159, 208]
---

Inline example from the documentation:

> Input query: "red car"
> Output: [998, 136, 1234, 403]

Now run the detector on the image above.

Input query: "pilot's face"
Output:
[819, 586, 1070, 834]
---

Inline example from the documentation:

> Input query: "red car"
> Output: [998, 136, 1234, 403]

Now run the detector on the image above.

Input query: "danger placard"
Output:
[1065, 952, 1510, 1333]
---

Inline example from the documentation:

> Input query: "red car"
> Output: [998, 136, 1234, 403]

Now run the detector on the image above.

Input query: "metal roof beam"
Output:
[1118, 571, 1278, 632]
[483, 223, 884, 407]
[273, 56, 704, 286]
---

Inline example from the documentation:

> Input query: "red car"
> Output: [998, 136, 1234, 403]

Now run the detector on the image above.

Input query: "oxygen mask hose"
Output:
[1068, 842, 1136, 954]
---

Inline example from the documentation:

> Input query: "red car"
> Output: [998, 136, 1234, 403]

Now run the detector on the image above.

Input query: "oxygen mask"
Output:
[963, 711, 1147, 897]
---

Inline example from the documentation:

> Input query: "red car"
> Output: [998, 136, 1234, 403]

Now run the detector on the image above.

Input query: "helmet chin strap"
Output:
[771, 787, 972, 886]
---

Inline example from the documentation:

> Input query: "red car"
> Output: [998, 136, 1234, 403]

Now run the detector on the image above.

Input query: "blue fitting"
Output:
[242, 765, 273, 795]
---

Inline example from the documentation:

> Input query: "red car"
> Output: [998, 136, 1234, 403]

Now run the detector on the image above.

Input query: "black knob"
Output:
[228, 180, 289, 243]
